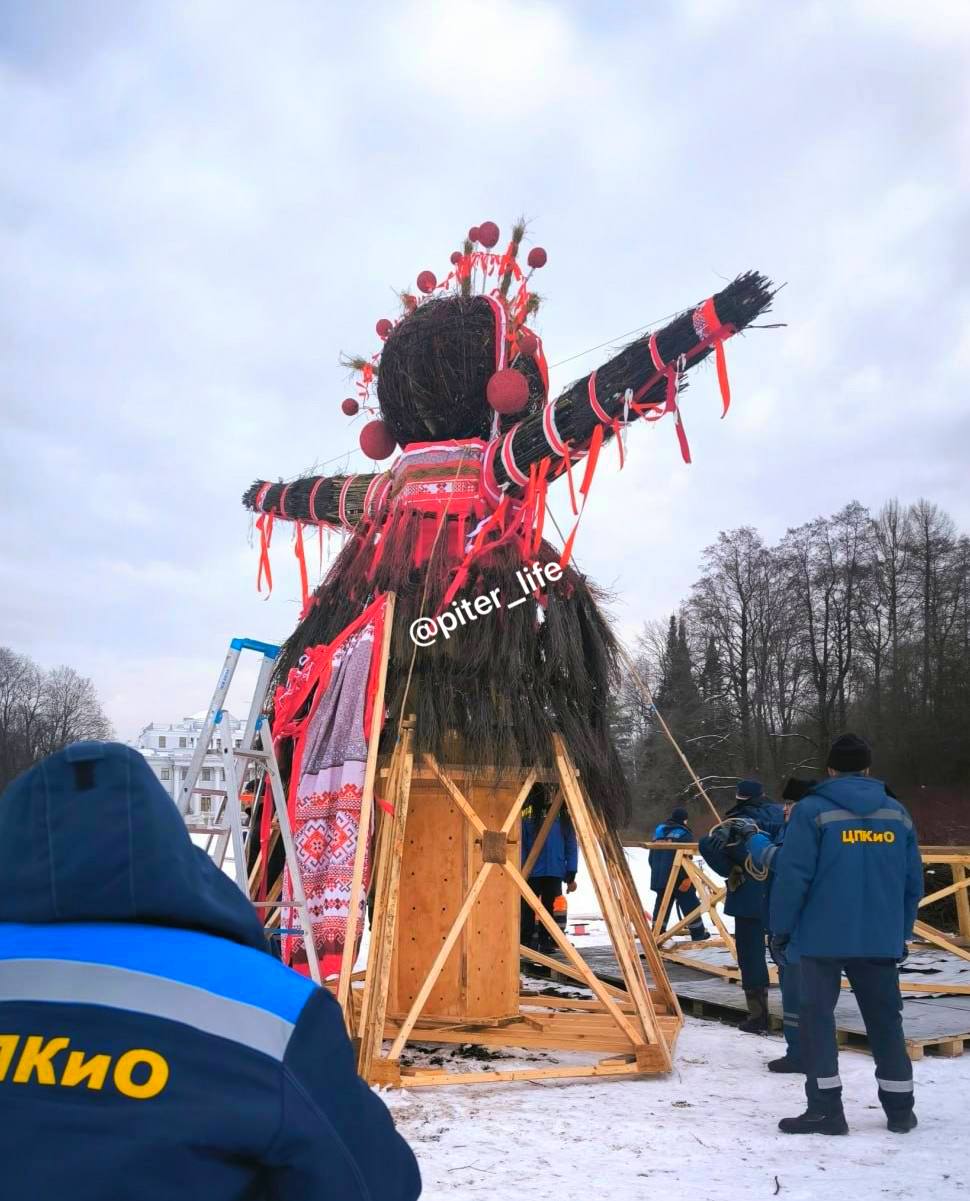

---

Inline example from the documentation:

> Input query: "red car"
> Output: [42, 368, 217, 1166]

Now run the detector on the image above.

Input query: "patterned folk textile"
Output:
[271, 595, 388, 978]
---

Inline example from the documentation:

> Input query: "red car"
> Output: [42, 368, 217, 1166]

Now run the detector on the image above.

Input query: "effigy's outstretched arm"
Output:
[242, 471, 383, 529]
[490, 270, 774, 490]
[242, 270, 774, 525]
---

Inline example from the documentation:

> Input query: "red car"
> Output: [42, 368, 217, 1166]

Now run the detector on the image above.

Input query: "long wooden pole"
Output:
[337, 593, 397, 1022]
[616, 641, 721, 823]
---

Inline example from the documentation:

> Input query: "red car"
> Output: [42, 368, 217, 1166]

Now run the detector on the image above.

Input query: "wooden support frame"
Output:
[637, 840, 970, 995]
[351, 736, 682, 1087]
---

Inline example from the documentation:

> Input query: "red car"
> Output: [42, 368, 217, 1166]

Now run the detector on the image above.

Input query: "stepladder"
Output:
[179, 636, 322, 985]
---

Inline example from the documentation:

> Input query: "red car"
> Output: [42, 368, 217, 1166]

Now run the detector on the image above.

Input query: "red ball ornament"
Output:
[517, 329, 538, 357]
[478, 221, 500, 249]
[403, 293, 417, 312]
[468, 226, 480, 243]
[359, 419, 396, 460]
[416, 270, 437, 295]
[376, 318, 393, 339]
[486, 368, 529, 415]
[450, 251, 462, 265]
[527, 247, 547, 269]
[341, 397, 359, 416]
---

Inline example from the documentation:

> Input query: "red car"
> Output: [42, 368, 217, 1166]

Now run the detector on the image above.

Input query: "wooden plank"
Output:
[520, 791, 563, 879]
[386, 862, 495, 1060]
[913, 920, 970, 964]
[954, 865, 970, 941]
[521, 946, 633, 1001]
[500, 768, 538, 834]
[554, 739, 664, 1058]
[919, 875, 970, 910]
[652, 847, 681, 937]
[358, 731, 414, 1080]
[423, 754, 486, 836]
[398, 1060, 648, 1087]
[337, 593, 396, 1022]
[507, 861, 644, 1046]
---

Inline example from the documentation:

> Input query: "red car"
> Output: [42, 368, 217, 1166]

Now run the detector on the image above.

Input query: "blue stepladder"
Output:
[177, 637, 321, 985]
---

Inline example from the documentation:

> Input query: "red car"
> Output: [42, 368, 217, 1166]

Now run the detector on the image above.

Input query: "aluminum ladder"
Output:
[179, 637, 321, 984]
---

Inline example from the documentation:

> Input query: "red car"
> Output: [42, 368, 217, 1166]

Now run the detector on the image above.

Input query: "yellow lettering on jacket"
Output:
[0, 1035, 21, 1080]
[61, 1050, 112, 1090]
[113, 1049, 169, 1099]
[841, 829, 896, 844]
[12, 1036, 70, 1085]
[0, 1037, 169, 1099]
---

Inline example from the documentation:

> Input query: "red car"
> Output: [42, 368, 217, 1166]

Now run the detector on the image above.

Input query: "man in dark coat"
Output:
[0, 742, 422, 1200]
[710, 777, 816, 1072]
[769, 734, 923, 1136]
[699, 779, 784, 1033]
[649, 807, 709, 941]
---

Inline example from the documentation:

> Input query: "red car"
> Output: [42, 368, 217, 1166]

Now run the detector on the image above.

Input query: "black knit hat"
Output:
[782, 776, 816, 802]
[670, 806, 689, 823]
[827, 733, 872, 774]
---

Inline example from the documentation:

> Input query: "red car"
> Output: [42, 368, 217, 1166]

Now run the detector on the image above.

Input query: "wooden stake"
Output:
[337, 593, 396, 1022]
[616, 641, 721, 822]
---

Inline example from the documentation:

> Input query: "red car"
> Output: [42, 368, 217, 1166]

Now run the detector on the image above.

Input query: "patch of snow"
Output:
[385, 1015, 966, 1200]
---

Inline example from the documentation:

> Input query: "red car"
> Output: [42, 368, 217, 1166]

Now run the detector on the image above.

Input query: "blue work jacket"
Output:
[769, 774, 923, 959]
[0, 742, 421, 1201]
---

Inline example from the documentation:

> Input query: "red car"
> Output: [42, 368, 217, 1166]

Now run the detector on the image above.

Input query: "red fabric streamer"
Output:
[256, 512, 274, 594]
[294, 522, 309, 612]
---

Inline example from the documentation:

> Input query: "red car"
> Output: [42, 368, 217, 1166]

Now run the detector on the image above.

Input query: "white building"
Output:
[133, 712, 246, 819]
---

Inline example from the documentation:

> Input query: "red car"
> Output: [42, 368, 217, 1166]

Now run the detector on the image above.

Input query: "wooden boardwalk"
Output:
[567, 945, 970, 1061]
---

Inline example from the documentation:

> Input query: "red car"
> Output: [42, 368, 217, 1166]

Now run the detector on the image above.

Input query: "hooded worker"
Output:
[699, 779, 784, 1034]
[0, 741, 421, 1201]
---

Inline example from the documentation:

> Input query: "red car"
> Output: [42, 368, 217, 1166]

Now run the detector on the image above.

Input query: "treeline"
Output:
[612, 499, 970, 836]
[0, 648, 113, 791]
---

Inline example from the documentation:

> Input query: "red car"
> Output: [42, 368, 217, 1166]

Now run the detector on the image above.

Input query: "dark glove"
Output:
[769, 934, 790, 967]
[710, 817, 759, 851]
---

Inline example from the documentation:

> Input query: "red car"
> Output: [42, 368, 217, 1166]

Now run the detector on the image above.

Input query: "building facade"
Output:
[133, 712, 246, 819]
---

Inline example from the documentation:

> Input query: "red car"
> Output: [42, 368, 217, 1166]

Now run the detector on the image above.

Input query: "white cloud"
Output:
[1, 0, 968, 738]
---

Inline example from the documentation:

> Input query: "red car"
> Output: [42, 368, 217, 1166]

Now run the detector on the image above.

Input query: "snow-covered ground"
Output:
[386, 1017, 967, 1200]
[380, 845, 966, 1200]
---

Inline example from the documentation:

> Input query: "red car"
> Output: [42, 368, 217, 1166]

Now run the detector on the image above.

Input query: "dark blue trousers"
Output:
[734, 915, 770, 990]
[800, 956, 913, 1116]
[779, 960, 801, 1062]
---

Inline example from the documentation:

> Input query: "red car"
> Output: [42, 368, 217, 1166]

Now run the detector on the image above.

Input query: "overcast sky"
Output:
[2, 0, 969, 740]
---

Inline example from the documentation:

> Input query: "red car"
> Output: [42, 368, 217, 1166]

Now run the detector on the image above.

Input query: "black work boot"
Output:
[887, 1111, 918, 1133]
[778, 1109, 849, 1136]
[738, 988, 769, 1034]
[689, 925, 711, 942]
[767, 1055, 803, 1074]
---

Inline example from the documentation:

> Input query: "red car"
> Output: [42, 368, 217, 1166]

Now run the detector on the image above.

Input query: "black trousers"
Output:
[655, 880, 706, 937]
[800, 956, 913, 1116]
[521, 876, 563, 949]
[734, 915, 770, 990]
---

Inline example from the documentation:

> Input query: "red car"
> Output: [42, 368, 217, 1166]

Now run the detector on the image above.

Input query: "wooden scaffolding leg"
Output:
[553, 736, 670, 1067]
[594, 811, 682, 1020]
[652, 848, 681, 939]
[357, 729, 414, 1081]
[337, 594, 396, 1024]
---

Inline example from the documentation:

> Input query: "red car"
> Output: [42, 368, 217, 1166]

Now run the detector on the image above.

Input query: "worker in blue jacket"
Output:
[769, 734, 923, 1137]
[710, 776, 816, 1073]
[0, 742, 422, 1201]
[699, 779, 784, 1033]
[521, 785, 578, 953]
[649, 807, 709, 941]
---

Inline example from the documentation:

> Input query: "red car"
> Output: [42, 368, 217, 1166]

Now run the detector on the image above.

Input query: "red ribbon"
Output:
[256, 512, 274, 594]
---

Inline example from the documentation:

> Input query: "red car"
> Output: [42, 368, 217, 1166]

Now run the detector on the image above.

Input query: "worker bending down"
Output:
[0, 742, 421, 1200]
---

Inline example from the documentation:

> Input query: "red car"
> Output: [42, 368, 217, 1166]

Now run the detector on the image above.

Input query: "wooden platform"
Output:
[575, 945, 970, 1062]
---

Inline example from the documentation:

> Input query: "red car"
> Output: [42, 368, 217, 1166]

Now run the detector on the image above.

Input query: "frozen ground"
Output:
[385, 1016, 967, 1201]
[380, 846, 966, 1200]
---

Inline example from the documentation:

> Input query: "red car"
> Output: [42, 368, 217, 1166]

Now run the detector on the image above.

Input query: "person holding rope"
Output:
[709, 776, 816, 1072]
[700, 780, 784, 1034]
